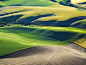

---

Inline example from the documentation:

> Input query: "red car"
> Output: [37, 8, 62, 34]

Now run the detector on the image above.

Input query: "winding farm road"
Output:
[0, 43, 86, 65]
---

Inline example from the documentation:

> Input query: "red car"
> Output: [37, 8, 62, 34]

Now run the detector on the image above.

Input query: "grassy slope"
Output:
[0, 25, 86, 56]
[76, 19, 86, 25]
[2, 5, 86, 23]
[0, 10, 5, 15]
[0, 0, 86, 7]
[0, 0, 55, 7]
[0, 0, 86, 56]
[70, 19, 86, 29]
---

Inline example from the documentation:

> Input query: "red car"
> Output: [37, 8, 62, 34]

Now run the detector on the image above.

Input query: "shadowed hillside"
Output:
[0, 25, 86, 56]
[0, 6, 86, 28]
[78, 2, 86, 4]
[70, 19, 86, 29]
[0, 1, 86, 64]
[0, 15, 23, 23]
[32, 16, 86, 26]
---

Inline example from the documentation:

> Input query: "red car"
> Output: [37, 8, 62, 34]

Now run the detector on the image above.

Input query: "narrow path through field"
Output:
[0, 43, 86, 65]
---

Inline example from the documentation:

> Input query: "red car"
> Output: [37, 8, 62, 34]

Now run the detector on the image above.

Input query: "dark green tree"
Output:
[0, 24, 4, 27]
[0, 22, 7, 27]
[24, 23, 31, 26]
[59, 1, 64, 5]
[63, 0, 71, 4]
[59, 0, 71, 6]
[50, 0, 57, 2]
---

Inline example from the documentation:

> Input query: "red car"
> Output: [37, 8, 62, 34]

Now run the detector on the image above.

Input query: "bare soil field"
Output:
[0, 43, 86, 65]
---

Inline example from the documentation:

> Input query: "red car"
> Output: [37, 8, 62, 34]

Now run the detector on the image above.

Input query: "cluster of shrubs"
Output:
[59, 0, 86, 10]
[59, 1, 74, 6]
[24, 23, 31, 26]
[0, 22, 7, 27]
[13, 22, 31, 26]
[59, 0, 77, 7]
[59, 0, 71, 5]
[50, 0, 57, 2]
[0, 22, 32, 27]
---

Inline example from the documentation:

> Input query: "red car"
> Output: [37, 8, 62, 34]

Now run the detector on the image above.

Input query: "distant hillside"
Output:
[71, 0, 86, 4]
[0, 5, 86, 27]
[0, 0, 56, 7]
[0, 0, 86, 9]
[49, 0, 86, 4]
[71, 0, 86, 8]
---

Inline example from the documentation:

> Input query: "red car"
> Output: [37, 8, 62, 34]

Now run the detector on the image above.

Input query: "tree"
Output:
[50, 0, 57, 2]
[63, 0, 71, 4]
[59, 0, 71, 5]
[0, 24, 4, 27]
[59, 1, 64, 5]
[24, 23, 31, 26]
[0, 22, 7, 27]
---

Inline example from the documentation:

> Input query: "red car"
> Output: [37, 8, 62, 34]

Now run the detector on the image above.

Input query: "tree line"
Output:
[0, 22, 32, 27]
[59, 0, 86, 10]
[0, 22, 7, 27]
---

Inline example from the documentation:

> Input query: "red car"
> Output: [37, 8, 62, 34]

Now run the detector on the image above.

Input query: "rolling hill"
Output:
[0, 0, 86, 59]
[0, 0, 86, 9]
[0, 0, 56, 7]
[0, 25, 86, 56]
[1, 5, 86, 27]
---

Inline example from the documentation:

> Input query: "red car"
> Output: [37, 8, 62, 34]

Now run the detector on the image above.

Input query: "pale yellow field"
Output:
[71, 0, 86, 8]
[75, 37, 86, 48]
[71, 0, 86, 4]
[3, 5, 86, 22]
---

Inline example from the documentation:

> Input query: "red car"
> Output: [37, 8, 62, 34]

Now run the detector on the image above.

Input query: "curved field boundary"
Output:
[31, 15, 56, 23]
[32, 16, 86, 27]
